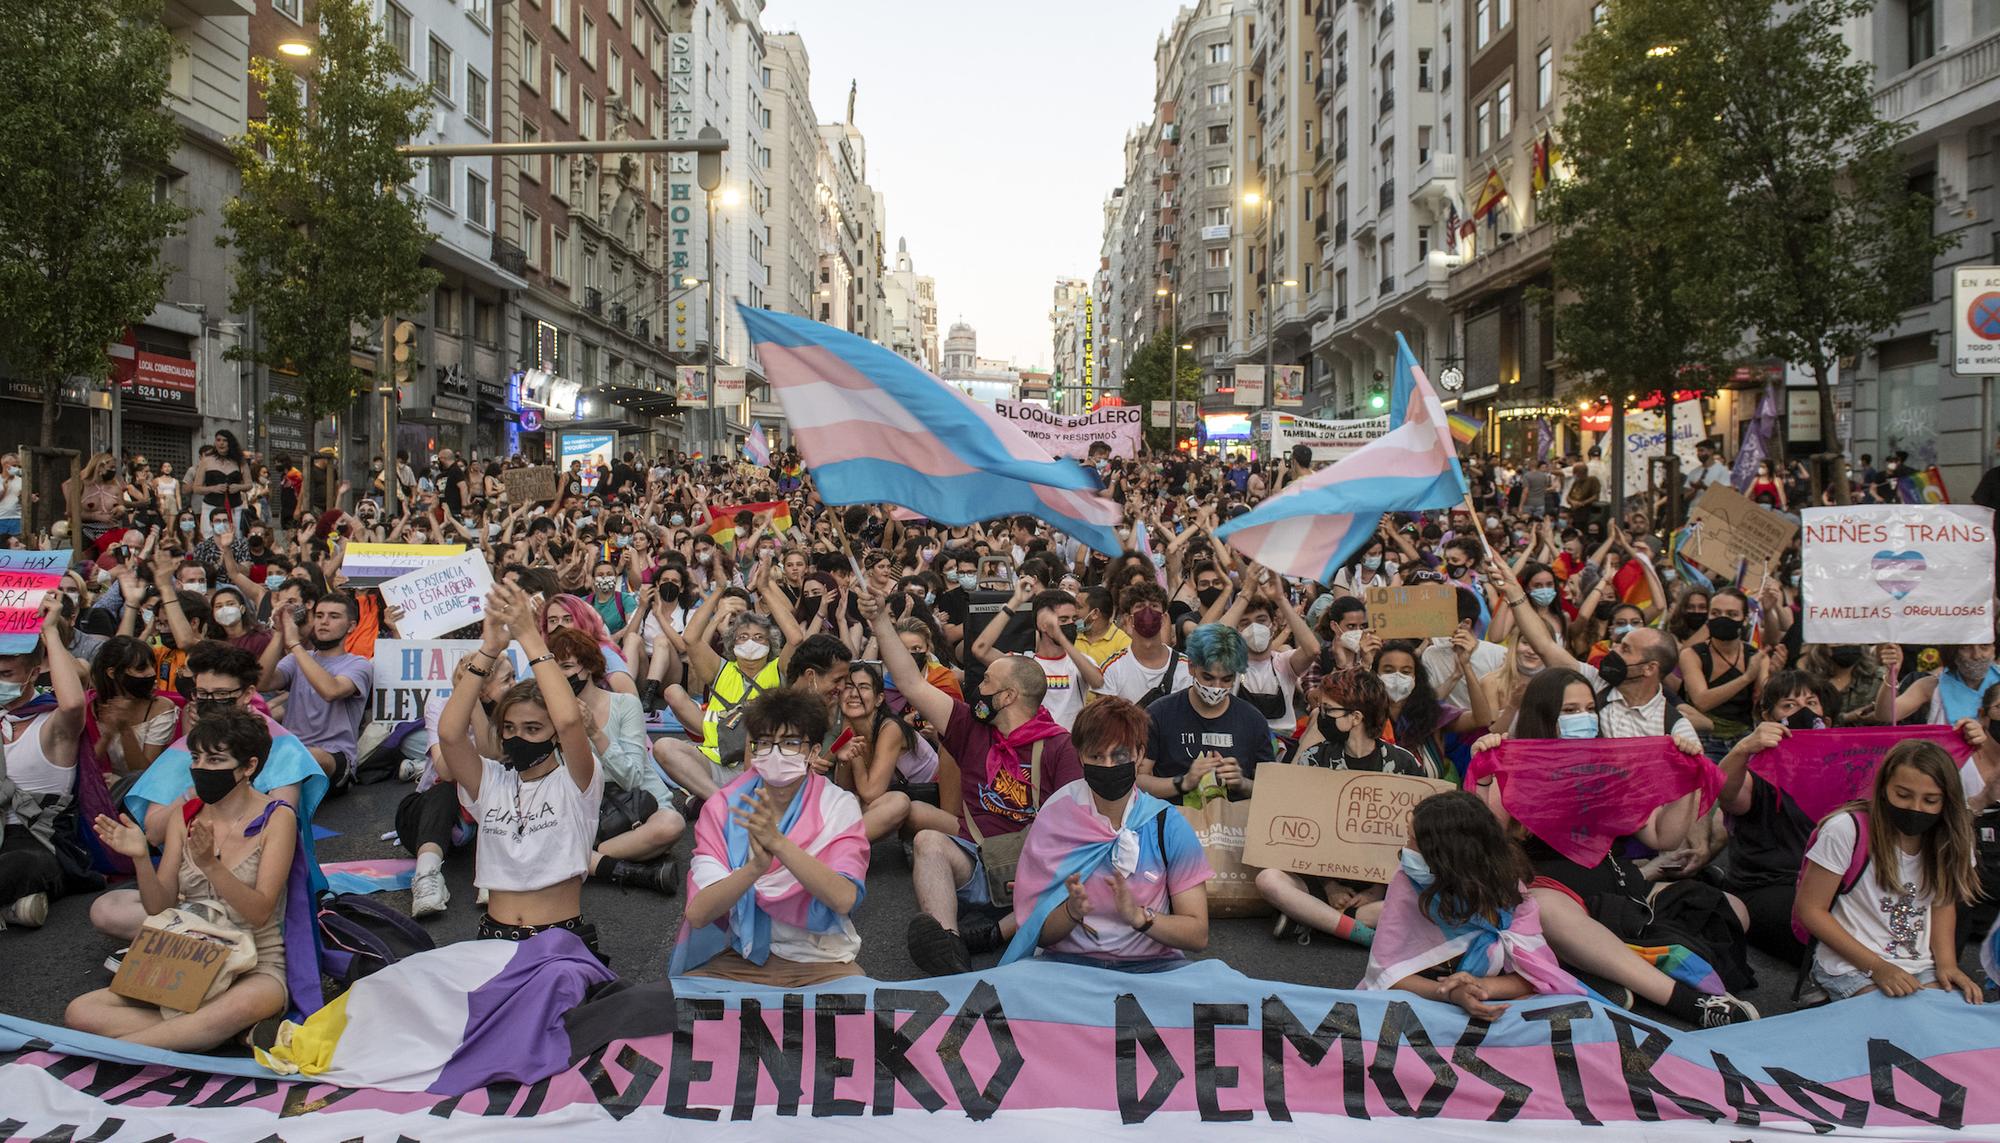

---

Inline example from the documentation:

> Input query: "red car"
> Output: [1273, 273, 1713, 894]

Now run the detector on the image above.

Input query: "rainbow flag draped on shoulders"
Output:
[739, 305, 1124, 555]
[1216, 333, 1467, 582]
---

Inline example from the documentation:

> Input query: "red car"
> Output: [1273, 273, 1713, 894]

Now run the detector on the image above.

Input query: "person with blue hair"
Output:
[1141, 623, 1273, 802]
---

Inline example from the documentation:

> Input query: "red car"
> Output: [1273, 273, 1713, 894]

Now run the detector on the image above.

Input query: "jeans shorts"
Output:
[948, 835, 993, 907]
[1811, 962, 1934, 1000]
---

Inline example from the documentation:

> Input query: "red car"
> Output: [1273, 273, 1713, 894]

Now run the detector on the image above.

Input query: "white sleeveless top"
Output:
[4, 711, 73, 826]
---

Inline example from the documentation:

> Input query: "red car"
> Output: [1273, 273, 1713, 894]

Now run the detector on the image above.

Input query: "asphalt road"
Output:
[1, 775, 1837, 1031]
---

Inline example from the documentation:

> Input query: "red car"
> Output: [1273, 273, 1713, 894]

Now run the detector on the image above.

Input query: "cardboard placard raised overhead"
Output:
[109, 927, 231, 1011]
[500, 465, 556, 503]
[1242, 764, 1457, 883]
[1683, 485, 1798, 584]
[1363, 583, 1460, 638]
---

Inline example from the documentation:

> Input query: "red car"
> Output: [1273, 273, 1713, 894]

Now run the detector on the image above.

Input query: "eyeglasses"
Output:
[750, 736, 809, 756]
[192, 688, 244, 703]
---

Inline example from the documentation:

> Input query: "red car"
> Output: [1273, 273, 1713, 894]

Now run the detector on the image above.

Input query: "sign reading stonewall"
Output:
[2, 960, 1996, 1138]
[1801, 504, 1995, 644]
[378, 550, 495, 640]
[993, 399, 1142, 459]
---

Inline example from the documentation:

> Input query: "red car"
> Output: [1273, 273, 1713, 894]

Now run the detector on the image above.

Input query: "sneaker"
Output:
[411, 870, 450, 918]
[1271, 914, 1295, 941]
[958, 911, 1004, 955]
[907, 914, 970, 976]
[2, 892, 47, 929]
[668, 788, 703, 824]
[641, 680, 666, 713]
[245, 1017, 284, 1053]
[397, 757, 424, 783]
[1694, 993, 1760, 1028]
[608, 857, 681, 896]
[104, 946, 130, 974]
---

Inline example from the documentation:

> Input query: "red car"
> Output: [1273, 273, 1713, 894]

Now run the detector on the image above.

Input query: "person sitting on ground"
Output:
[834, 659, 957, 842]
[1141, 623, 1273, 802]
[1001, 697, 1211, 970]
[1795, 739, 1984, 1005]
[0, 597, 90, 929]
[256, 590, 371, 788]
[435, 583, 606, 962]
[547, 626, 682, 896]
[72, 709, 293, 1050]
[399, 650, 515, 918]
[865, 587, 1083, 976]
[1094, 580, 1190, 706]
[674, 687, 870, 985]
[652, 588, 783, 806]
[1360, 790, 1590, 1019]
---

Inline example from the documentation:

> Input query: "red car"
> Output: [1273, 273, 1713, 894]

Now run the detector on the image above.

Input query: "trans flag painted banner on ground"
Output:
[2, 958, 1998, 1138]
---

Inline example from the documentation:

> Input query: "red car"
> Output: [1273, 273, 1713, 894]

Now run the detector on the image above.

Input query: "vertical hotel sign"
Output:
[667, 31, 694, 352]
[1081, 295, 1094, 409]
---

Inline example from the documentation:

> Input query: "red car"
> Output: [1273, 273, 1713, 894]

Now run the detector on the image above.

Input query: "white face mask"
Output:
[1193, 680, 1233, 706]
[734, 638, 770, 661]
[1242, 622, 1273, 653]
[1378, 672, 1417, 702]
[213, 605, 243, 627]
[1339, 629, 1366, 653]
[594, 576, 618, 595]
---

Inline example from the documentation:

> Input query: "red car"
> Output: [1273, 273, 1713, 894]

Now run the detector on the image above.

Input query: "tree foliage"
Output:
[223, 0, 439, 472]
[1118, 328, 1201, 451]
[1550, 0, 1950, 502]
[0, 0, 190, 446]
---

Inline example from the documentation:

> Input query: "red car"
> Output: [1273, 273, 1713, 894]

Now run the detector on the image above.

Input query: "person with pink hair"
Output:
[540, 594, 638, 696]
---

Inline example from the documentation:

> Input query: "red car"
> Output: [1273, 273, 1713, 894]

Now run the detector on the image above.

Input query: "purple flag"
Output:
[1731, 384, 1779, 492]
[1534, 416, 1553, 463]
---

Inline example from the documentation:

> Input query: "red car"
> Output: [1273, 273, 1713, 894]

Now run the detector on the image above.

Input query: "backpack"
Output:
[317, 892, 436, 988]
[1789, 810, 1872, 947]
[1136, 649, 1183, 709]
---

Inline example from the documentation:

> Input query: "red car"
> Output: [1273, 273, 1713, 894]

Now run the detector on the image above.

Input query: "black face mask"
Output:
[1784, 707, 1825, 732]
[310, 634, 345, 652]
[1829, 646, 1865, 668]
[1884, 804, 1941, 837]
[1706, 615, 1743, 641]
[124, 675, 158, 700]
[1058, 622, 1079, 643]
[567, 673, 589, 695]
[1196, 586, 1224, 609]
[1082, 755, 1137, 801]
[500, 735, 559, 772]
[480, 697, 498, 716]
[1593, 600, 1618, 622]
[190, 767, 241, 805]
[1596, 651, 1630, 689]
[193, 697, 233, 721]
[1316, 710, 1348, 744]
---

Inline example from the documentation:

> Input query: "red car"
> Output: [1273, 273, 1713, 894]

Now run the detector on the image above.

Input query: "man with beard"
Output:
[257, 591, 372, 789]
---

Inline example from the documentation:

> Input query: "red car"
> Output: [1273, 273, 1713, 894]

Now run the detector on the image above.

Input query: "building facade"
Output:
[1049, 277, 1090, 413]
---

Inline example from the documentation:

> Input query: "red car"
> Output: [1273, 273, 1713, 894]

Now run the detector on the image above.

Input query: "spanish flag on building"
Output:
[1531, 132, 1556, 194]
[1473, 165, 1508, 221]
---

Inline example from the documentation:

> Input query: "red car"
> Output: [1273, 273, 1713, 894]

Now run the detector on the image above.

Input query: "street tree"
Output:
[1544, 0, 1742, 515]
[0, 0, 189, 448]
[223, 0, 438, 517]
[1118, 329, 1202, 452]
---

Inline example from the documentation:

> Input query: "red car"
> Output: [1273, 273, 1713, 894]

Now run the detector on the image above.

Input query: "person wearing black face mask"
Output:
[1679, 589, 1765, 757]
[1006, 698, 1211, 969]
[86, 635, 179, 780]
[969, 585, 1102, 732]
[1804, 644, 1886, 727]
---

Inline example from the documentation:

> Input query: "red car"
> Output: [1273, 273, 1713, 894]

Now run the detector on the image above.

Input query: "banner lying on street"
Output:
[992, 400, 1142, 459]
[1801, 504, 1995, 644]
[4, 959, 1998, 1138]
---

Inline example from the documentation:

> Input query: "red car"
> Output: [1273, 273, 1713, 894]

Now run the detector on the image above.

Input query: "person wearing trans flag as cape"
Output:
[674, 687, 870, 986]
[1000, 698, 1212, 970]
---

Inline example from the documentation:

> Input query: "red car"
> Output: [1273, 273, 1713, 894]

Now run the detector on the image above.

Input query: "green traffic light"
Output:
[1367, 389, 1386, 410]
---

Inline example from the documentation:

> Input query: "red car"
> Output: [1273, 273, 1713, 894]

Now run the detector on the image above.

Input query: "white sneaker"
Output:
[398, 758, 424, 782]
[104, 946, 130, 974]
[411, 870, 449, 918]
[1695, 993, 1760, 1028]
[2, 893, 47, 929]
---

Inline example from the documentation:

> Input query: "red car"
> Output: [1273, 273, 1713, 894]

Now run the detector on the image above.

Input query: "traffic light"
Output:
[1367, 384, 1387, 411]
[392, 319, 416, 400]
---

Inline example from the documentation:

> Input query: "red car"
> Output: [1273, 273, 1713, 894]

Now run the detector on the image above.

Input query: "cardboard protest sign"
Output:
[1362, 584, 1459, 639]
[1241, 764, 1456, 883]
[1801, 504, 1995, 644]
[500, 465, 556, 503]
[1682, 485, 1797, 587]
[378, 550, 494, 639]
[371, 639, 528, 725]
[110, 926, 231, 1011]
[340, 543, 466, 587]
[1179, 798, 1267, 917]
[0, 548, 71, 654]
[993, 400, 1142, 459]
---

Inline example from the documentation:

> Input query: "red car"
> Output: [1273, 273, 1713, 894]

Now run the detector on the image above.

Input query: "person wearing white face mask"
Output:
[653, 595, 789, 808]
[207, 585, 271, 659]
[1216, 562, 1321, 737]
[1138, 624, 1273, 802]
[677, 688, 869, 985]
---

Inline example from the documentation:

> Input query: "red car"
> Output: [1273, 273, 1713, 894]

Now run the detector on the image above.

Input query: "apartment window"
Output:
[583, 248, 598, 289]
[385, 3, 413, 69]
[1206, 247, 1231, 269]
[436, 287, 461, 334]
[630, 75, 646, 130]
[1442, 29, 1453, 88]
[1909, 0, 1938, 67]
[426, 156, 450, 206]
[1496, 80, 1513, 138]
[272, 0, 299, 17]
[1418, 125, 1432, 164]
[551, 0, 569, 37]
[1474, 0, 1491, 48]
[466, 170, 489, 229]
[428, 36, 452, 101]
[607, 48, 621, 91]
[1207, 82, 1230, 106]
[466, 67, 487, 128]
[580, 16, 596, 67]
[551, 62, 569, 117]
[1498, 0, 1513, 29]
[1208, 164, 1231, 186]
[632, 8, 647, 47]
[552, 231, 568, 282]
[762, 66, 772, 87]
[1209, 42, 1229, 64]
[1207, 290, 1230, 313]
[1205, 205, 1231, 227]
[474, 300, 497, 345]
[520, 118, 541, 181]
[761, 107, 772, 128]
[606, 0, 623, 25]
[1380, 55, 1394, 99]
[758, 146, 771, 167]
[1592, 3, 1608, 23]
[1476, 100, 1491, 152]
[580, 90, 596, 139]
[1418, 226, 1432, 259]
[1336, 109, 1348, 148]
[521, 31, 540, 90]
[1208, 124, 1229, 145]
[1537, 47, 1553, 107]
[466, 0, 488, 23]
[1418, 49, 1432, 90]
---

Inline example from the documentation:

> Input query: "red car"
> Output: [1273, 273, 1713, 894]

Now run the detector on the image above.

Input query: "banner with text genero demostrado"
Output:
[1801, 504, 1995, 644]
[992, 400, 1143, 459]
[5, 960, 2000, 1139]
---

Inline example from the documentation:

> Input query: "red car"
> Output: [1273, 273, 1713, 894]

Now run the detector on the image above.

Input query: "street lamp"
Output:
[276, 39, 314, 58]
[696, 126, 722, 459]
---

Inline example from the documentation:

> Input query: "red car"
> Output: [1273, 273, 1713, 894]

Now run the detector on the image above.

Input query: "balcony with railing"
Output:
[1412, 151, 1459, 206]
[1378, 179, 1395, 211]
[1379, 89, 1394, 116]
[1335, 219, 1348, 246]
[1335, 139, 1348, 163]
[1873, 27, 2000, 139]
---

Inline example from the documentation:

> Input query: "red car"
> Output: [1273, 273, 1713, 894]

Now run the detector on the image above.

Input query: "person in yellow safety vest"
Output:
[655, 610, 785, 802]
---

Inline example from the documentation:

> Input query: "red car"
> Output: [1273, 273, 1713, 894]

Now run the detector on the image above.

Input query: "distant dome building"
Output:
[942, 322, 978, 376]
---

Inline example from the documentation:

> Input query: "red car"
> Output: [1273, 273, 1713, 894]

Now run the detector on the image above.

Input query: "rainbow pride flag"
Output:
[1446, 411, 1484, 446]
[1898, 464, 1950, 505]
[705, 500, 794, 543]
